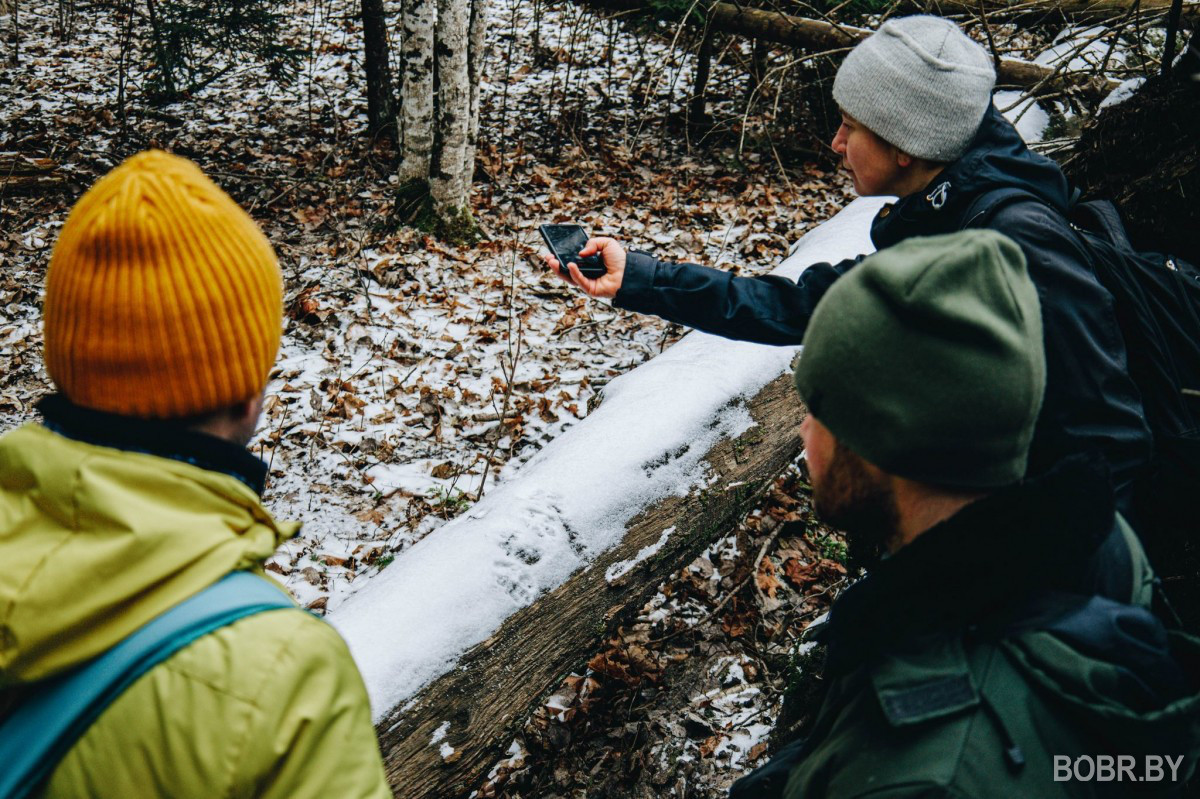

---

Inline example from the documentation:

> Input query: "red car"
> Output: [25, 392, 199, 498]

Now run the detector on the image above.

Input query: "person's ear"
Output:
[895, 149, 915, 168]
[233, 395, 264, 425]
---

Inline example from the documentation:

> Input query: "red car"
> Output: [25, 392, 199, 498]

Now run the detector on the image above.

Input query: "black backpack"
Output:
[979, 189, 1200, 536]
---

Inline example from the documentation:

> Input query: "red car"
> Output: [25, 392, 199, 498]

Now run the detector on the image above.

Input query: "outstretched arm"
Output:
[614, 250, 863, 345]
[544, 235, 863, 345]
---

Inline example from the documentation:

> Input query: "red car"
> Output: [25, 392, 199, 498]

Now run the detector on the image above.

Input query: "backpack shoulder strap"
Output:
[0, 571, 299, 799]
[961, 186, 1048, 231]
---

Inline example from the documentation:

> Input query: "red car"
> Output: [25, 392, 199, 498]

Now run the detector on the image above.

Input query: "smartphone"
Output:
[539, 224, 607, 280]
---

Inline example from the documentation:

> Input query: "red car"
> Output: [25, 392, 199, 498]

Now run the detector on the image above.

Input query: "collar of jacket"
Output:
[821, 454, 1115, 676]
[37, 394, 269, 496]
[871, 106, 1073, 250]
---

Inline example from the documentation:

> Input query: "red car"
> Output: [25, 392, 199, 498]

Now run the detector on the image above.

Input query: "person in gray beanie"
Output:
[725, 231, 1198, 799]
[833, 15, 995, 164]
[548, 14, 1153, 552]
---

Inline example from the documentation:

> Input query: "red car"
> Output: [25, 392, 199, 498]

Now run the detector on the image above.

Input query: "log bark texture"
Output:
[374, 372, 807, 798]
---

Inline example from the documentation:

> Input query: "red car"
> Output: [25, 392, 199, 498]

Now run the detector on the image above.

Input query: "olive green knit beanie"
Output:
[793, 230, 1045, 489]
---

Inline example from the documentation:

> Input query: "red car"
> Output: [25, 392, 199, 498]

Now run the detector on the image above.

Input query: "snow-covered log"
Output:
[331, 198, 887, 798]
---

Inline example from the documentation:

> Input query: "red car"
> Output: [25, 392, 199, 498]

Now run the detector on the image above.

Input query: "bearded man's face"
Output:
[801, 414, 900, 565]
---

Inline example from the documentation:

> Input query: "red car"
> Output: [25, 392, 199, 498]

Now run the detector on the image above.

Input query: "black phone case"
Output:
[540, 226, 607, 279]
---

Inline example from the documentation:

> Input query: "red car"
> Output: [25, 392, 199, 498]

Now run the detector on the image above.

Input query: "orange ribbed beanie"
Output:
[44, 150, 283, 419]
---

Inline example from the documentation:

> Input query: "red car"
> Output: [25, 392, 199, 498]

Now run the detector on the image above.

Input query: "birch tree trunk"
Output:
[397, 0, 436, 186]
[428, 0, 470, 216]
[394, 0, 484, 240]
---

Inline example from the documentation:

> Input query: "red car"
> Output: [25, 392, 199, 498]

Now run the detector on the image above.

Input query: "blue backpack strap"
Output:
[0, 571, 298, 799]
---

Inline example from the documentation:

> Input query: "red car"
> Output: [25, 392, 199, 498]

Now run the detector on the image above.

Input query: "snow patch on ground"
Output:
[331, 197, 883, 719]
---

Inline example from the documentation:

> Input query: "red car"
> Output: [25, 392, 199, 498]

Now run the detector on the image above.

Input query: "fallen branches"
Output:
[584, 1, 1122, 101]
[913, 0, 1198, 25]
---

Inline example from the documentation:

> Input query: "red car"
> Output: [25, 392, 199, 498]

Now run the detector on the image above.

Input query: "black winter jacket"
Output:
[614, 107, 1152, 499]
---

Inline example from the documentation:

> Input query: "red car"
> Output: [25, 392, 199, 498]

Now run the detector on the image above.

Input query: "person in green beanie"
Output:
[729, 230, 1200, 799]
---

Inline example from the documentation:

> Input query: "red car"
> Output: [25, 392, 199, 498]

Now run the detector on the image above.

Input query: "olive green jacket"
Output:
[735, 457, 1200, 799]
[0, 419, 391, 799]
[783, 623, 1200, 798]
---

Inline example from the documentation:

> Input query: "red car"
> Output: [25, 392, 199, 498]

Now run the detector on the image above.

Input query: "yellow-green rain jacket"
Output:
[0, 420, 392, 798]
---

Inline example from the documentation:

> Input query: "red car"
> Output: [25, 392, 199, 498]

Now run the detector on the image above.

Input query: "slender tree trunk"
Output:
[689, 22, 715, 127]
[429, 0, 470, 215]
[463, 0, 487, 184]
[397, 0, 436, 185]
[361, 0, 396, 139]
[7, 0, 18, 65]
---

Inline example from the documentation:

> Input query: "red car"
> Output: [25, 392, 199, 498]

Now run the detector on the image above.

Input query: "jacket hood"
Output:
[1005, 602, 1200, 764]
[872, 106, 1073, 249]
[0, 421, 299, 684]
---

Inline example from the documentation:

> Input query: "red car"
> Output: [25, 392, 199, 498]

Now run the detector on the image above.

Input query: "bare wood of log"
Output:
[374, 372, 807, 799]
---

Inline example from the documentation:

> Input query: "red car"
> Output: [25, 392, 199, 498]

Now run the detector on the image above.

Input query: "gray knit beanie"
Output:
[793, 230, 1045, 489]
[833, 15, 996, 163]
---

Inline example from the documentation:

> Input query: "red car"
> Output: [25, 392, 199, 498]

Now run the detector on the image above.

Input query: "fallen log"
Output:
[331, 198, 886, 798]
[585, 1, 1122, 101]
[0, 155, 67, 196]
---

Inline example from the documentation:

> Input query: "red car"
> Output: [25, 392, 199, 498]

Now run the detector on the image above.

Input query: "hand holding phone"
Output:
[539, 224, 607, 279]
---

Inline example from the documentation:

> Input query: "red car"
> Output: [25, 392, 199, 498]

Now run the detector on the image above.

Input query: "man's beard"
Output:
[812, 440, 900, 568]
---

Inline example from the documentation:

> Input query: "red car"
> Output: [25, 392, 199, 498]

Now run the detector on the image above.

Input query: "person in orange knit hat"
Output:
[0, 151, 392, 798]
